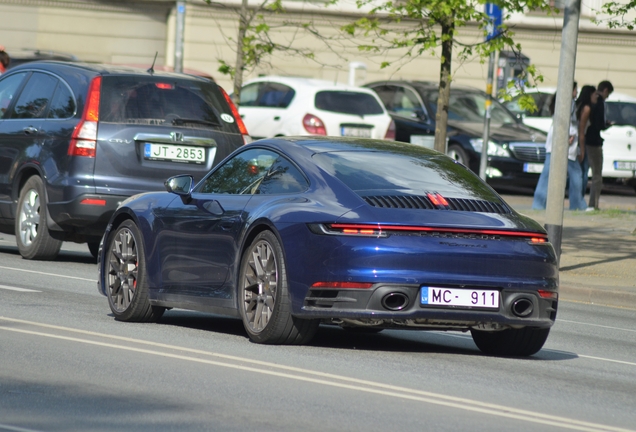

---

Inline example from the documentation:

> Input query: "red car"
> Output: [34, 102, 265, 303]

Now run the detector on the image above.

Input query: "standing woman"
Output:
[0, 45, 10, 75]
[576, 85, 597, 201]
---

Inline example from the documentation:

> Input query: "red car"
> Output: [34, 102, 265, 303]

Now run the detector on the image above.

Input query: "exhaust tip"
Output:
[511, 298, 534, 317]
[381, 292, 409, 311]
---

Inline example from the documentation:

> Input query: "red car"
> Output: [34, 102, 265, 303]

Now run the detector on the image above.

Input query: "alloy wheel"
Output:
[242, 240, 278, 333]
[107, 228, 139, 312]
[18, 188, 40, 247]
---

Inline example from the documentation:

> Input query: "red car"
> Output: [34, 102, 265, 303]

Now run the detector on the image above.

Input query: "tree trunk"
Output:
[434, 17, 454, 154]
[232, 0, 249, 105]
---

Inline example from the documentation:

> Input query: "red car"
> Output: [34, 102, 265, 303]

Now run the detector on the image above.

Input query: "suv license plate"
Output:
[614, 161, 636, 170]
[420, 286, 499, 309]
[341, 127, 371, 138]
[144, 143, 206, 164]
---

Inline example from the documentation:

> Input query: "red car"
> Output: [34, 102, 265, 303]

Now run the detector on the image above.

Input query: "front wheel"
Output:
[15, 176, 63, 260]
[470, 327, 550, 357]
[105, 220, 164, 322]
[238, 230, 319, 344]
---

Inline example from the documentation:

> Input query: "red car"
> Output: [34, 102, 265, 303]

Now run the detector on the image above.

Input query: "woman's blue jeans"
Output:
[532, 153, 587, 210]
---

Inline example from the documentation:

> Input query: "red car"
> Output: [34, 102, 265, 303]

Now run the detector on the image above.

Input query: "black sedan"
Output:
[365, 81, 547, 188]
[98, 137, 558, 356]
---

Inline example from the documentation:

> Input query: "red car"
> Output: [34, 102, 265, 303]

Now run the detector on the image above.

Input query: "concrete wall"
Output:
[2, 0, 636, 96]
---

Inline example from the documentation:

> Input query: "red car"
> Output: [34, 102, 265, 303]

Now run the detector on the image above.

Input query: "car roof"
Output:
[7, 60, 212, 82]
[263, 135, 438, 155]
[365, 80, 480, 93]
[244, 75, 379, 94]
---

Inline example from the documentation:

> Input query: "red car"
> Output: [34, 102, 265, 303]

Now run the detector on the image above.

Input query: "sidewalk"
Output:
[502, 193, 636, 309]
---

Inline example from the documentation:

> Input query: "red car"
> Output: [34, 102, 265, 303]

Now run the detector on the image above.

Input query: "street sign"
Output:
[485, 3, 502, 41]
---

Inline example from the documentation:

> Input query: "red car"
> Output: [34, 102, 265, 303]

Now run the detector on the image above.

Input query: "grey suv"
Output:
[0, 61, 249, 260]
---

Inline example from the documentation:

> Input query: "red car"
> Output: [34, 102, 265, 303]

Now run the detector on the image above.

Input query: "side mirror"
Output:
[165, 175, 194, 196]
[412, 108, 427, 122]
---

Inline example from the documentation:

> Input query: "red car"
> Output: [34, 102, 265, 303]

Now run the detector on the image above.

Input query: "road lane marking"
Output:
[0, 317, 631, 432]
[578, 355, 636, 367]
[0, 266, 95, 282]
[0, 424, 44, 432]
[0, 285, 41, 293]
[557, 319, 636, 334]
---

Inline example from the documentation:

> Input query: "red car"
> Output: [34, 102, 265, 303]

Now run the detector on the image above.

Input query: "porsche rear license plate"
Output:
[420, 287, 499, 309]
[144, 143, 206, 164]
[341, 127, 371, 138]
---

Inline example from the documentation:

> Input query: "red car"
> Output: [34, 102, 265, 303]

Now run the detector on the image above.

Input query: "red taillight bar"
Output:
[328, 223, 548, 239]
[311, 282, 374, 289]
[80, 198, 106, 206]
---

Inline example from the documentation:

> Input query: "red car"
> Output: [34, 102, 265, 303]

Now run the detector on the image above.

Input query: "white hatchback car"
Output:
[238, 76, 395, 140]
[505, 89, 636, 190]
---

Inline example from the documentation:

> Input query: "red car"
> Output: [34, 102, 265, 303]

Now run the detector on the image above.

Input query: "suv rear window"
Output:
[314, 91, 384, 115]
[99, 76, 239, 133]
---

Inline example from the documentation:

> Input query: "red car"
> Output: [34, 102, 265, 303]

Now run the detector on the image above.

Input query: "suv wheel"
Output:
[15, 176, 63, 260]
[447, 144, 470, 166]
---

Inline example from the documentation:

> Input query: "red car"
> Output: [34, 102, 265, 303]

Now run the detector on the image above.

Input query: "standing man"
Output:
[585, 80, 614, 210]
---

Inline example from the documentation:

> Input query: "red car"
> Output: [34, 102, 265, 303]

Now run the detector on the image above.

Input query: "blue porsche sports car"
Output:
[97, 137, 558, 356]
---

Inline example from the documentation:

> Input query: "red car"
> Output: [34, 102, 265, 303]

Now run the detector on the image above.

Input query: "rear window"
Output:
[606, 102, 636, 127]
[312, 147, 501, 201]
[314, 91, 384, 116]
[99, 76, 239, 133]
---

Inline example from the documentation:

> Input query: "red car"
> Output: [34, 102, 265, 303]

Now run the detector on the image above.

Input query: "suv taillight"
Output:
[220, 87, 252, 144]
[69, 76, 101, 157]
[303, 114, 327, 135]
[384, 119, 396, 140]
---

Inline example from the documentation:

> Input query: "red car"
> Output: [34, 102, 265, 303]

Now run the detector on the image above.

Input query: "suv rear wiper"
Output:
[172, 118, 221, 127]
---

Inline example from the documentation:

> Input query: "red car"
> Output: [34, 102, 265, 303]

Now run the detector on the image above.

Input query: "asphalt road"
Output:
[1, 233, 635, 432]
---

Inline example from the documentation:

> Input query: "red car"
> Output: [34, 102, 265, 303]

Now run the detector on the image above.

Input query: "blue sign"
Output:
[485, 3, 502, 41]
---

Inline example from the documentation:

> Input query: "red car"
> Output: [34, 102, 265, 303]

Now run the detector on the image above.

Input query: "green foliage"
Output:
[596, 1, 636, 30]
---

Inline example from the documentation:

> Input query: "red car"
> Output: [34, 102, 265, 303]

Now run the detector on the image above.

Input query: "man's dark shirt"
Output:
[585, 97, 609, 147]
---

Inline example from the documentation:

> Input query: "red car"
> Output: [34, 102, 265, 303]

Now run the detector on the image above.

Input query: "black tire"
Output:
[447, 144, 470, 166]
[238, 230, 319, 344]
[15, 176, 63, 260]
[105, 220, 164, 322]
[87, 241, 100, 260]
[470, 327, 550, 357]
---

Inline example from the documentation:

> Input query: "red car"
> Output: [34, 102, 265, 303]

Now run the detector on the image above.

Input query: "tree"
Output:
[597, 1, 636, 30]
[343, 0, 554, 154]
[205, 0, 315, 104]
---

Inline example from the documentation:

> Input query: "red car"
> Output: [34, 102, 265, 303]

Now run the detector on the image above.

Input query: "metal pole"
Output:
[174, 1, 186, 73]
[479, 51, 495, 180]
[545, 0, 581, 262]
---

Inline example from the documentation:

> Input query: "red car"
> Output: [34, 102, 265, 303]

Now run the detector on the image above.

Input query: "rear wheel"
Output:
[15, 176, 63, 260]
[106, 220, 164, 322]
[239, 230, 319, 344]
[447, 144, 470, 166]
[470, 327, 550, 357]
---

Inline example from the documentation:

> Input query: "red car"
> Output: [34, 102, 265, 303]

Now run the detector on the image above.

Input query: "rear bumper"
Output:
[297, 283, 557, 330]
[47, 193, 129, 238]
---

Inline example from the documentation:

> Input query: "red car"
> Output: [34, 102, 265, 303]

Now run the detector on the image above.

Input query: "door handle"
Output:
[23, 126, 38, 134]
[220, 218, 239, 231]
[274, 116, 280, 121]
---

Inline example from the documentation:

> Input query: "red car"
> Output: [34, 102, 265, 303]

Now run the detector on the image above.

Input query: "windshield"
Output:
[606, 102, 636, 127]
[425, 90, 518, 124]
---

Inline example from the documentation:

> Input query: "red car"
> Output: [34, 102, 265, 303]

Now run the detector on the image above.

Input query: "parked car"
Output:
[505, 89, 636, 191]
[365, 80, 547, 188]
[0, 61, 249, 260]
[238, 76, 395, 140]
[97, 136, 558, 356]
[6, 49, 79, 69]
